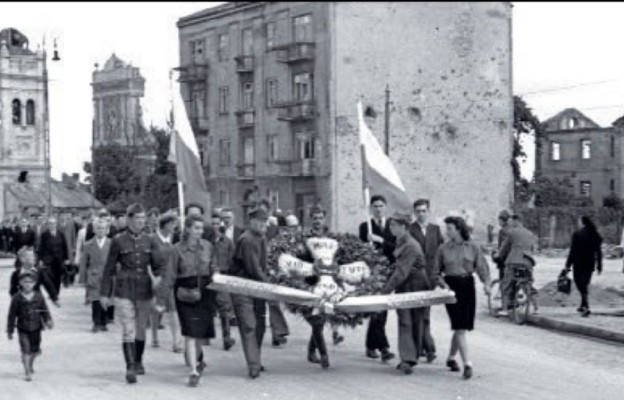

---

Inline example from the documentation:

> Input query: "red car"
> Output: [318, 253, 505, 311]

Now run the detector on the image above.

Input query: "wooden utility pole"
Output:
[384, 84, 390, 155]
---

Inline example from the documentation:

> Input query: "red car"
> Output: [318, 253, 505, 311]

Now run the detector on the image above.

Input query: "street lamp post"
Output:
[42, 37, 60, 216]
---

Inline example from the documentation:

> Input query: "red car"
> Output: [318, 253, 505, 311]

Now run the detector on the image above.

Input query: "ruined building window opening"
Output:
[26, 100, 35, 125]
[580, 181, 591, 197]
[267, 134, 279, 161]
[364, 106, 377, 118]
[219, 139, 231, 166]
[242, 136, 255, 166]
[190, 38, 205, 64]
[611, 136, 615, 158]
[266, 78, 278, 107]
[293, 14, 313, 42]
[551, 141, 561, 161]
[268, 189, 279, 210]
[293, 72, 313, 102]
[241, 28, 253, 56]
[611, 179, 615, 192]
[219, 190, 231, 206]
[581, 139, 591, 160]
[219, 86, 230, 114]
[297, 133, 315, 160]
[241, 82, 254, 110]
[408, 106, 422, 122]
[191, 87, 205, 119]
[12, 99, 21, 125]
[568, 117, 579, 129]
[266, 22, 277, 49]
[218, 33, 229, 61]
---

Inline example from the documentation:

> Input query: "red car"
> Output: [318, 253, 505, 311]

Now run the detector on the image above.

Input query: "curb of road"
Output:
[527, 314, 624, 344]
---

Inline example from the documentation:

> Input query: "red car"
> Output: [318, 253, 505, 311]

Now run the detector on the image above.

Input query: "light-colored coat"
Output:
[498, 223, 537, 267]
[80, 237, 111, 302]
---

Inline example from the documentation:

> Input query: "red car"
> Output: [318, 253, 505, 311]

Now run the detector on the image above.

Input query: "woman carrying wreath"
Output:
[164, 214, 216, 387]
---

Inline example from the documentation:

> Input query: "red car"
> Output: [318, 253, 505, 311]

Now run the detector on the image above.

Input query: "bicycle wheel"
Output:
[488, 279, 502, 317]
[512, 284, 531, 325]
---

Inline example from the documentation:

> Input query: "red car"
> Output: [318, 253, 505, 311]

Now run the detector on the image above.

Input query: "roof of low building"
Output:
[7, 180, 102, 209]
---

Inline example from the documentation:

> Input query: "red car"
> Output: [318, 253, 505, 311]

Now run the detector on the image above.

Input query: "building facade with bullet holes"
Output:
[177, 2, 513, 234]
[0, 28, 47, 219]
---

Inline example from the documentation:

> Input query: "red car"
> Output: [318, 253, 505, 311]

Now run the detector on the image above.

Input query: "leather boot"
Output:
[135, 340, 146, 375]
[122, 343, 137, 384]
[307, 335, 320, 364]
[312, 326, 330, 369]
[221, 316, 236, 351]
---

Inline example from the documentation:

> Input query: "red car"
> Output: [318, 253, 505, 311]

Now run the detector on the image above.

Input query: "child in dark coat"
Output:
[7, 270, 54, 381]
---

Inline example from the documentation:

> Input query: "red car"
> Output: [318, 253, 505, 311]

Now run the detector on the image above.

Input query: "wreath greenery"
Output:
[267, 230, 393, 327]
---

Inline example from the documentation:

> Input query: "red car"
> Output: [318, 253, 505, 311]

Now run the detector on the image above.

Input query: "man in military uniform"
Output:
[100, 203, 162, 384]
[228, 208, 270, 379]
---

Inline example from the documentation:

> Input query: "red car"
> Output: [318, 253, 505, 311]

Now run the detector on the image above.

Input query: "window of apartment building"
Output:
[241, 82, 254, 110]
[190, 38, 205, 63]
[266, 22, 277, 49]
[218, 86, 230, 114]
[296, 133, 315, 159]
[293, 72, 313, 102]
[266, 78, 278, 107]
[293, 14, 313, 42]
[26, 100, 35, 125]
[12, 99, 21, 124]
[268, 189, 279, 210]
[267, 134, 279, 161]
[611, 136, 615, 158]
[219, 190, 231, 206]
[191, 86, 206, 119]
[218, 33, 229, 61]
[241, 28, 253, 56]
[243, 137, 255, 165]
[581, 139, 591, 159]
[219, 139, 231, 166]
[551, 141, 561, 161]
[198, 143, 209, 167]
[580, 181, 591, 197]
[611, 179, 615, 192]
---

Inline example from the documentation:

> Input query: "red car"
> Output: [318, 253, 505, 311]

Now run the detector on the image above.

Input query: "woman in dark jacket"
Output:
[164, 214, 215, 387]
[565, 216, 602, 317]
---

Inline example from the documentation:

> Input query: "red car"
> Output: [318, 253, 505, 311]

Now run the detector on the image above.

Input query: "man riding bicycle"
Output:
[495, 214, 537, 317]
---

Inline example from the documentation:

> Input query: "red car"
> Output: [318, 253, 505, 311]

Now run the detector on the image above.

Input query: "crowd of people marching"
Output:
[11, 195, 580, 386]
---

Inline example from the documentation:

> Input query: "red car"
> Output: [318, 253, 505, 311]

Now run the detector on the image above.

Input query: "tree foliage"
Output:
[143, 126, 178, 211]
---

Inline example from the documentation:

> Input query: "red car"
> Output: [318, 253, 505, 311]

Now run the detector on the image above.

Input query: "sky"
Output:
[2, 2, 624, 181]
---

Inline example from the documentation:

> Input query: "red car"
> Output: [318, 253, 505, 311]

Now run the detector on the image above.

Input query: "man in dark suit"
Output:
[38, 216, 69, 296]
[358, 194, 396, 362]
[12, 217, 36, 254]
[408, 199, 444, 363]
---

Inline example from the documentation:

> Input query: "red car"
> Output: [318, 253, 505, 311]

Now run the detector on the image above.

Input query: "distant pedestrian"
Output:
[164, 214, 216, 387]
[7, 270, 54, 381]
[37, 216, 69, 296]
[565, 215, 602, 317]
[434, 216, 491, 380]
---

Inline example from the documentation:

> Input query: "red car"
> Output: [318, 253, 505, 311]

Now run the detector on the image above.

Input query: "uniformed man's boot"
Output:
[122, 343, 137, 384]
[221, 316, 236, 351]
[134, 340, 146, 375]
[312, 328, 330, 369]
[307, 336, 320, 364]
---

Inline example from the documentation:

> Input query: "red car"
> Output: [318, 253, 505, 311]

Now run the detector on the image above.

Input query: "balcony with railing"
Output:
[234, 55, 254, 73]
[274, 158, 317, 177]
[235, 110, 255, 128]
[275, 42, 315, 64]
[175, 62, 209, 83]
[237, 163, 256, 179]
[190, 116, 209, 131]
[275, 100, 316, 121]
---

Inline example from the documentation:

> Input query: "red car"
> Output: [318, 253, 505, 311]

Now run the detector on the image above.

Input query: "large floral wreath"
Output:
[266, 230, 393, 327]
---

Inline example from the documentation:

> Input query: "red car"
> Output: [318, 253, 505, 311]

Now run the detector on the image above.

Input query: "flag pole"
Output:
[358, 101, 374, 247]
[169, 69, 185, 231]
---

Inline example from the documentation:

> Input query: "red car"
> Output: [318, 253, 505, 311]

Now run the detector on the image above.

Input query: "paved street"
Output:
[0, 257, 622, 400]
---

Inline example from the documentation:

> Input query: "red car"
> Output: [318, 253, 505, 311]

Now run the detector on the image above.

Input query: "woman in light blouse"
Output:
[434, 216, 491, 380]
[165, 214, 216, 387]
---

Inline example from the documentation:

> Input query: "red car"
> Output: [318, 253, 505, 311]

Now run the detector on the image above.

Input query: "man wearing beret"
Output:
[99, 203, 163, 384]
[382, 212, 429, 375]
[228, 207, 270, 379]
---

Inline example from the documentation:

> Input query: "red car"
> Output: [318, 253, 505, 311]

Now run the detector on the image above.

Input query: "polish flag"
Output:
[358, 101, 412, 213]
[168, 83, 210, 209]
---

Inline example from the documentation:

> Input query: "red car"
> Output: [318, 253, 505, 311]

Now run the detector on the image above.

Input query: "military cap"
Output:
[248, 207, 269, 220]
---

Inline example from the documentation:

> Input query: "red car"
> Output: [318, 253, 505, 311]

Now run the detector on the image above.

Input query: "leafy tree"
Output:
[85, 143, 142, 205]
[143, 126, 178, 211]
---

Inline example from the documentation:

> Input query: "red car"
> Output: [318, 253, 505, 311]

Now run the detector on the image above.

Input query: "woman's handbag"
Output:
[176, 272, 202, 304]
[557, 268, 572, 294]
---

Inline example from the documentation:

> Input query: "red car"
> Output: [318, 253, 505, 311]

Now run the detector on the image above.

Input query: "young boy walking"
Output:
[7, 270, 54, 381]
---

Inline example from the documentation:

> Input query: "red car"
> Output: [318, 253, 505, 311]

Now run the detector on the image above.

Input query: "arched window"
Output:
[12, 99, 21, 125]
[26, 100, 35, 125]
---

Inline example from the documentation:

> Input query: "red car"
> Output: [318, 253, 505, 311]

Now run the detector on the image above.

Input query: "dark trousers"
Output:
[92, 301, 108, 327]
[421, 306, 436, 356]
[49, 261, 63, 296]
[62, 264, 77, 287]
[231, 294, 266, 370]
[268, 302, 289, 340]
[573, 269, 593, 309]
[397, 307, 425, 363]
[306, 315, 327, 356]
[107, 305, 115, 322]
[366, 311, 389, 351]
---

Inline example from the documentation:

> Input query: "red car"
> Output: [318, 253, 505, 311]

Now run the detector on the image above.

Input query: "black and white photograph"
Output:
[0, 2, 622, 399]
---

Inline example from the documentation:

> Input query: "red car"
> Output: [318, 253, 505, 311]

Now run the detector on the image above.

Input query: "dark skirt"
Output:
[174, 276, 215, 339]
[444, 275, 476, 331]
